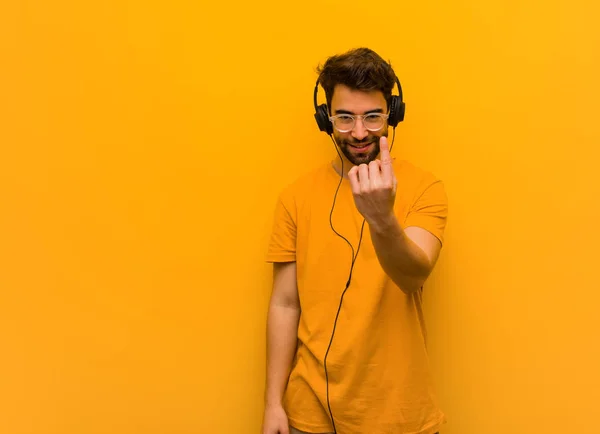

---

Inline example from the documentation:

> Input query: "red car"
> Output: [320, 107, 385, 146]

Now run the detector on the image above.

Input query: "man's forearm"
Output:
[369, 215, 432, 294]
[265, 304, 300, 407]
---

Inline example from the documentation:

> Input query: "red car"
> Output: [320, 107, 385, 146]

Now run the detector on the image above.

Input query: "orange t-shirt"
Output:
[266, 158, 448, 434]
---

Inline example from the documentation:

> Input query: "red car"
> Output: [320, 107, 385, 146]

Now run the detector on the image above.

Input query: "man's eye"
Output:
[337, 116, 353, 123]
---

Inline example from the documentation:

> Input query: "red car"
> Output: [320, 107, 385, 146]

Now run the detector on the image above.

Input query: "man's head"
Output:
[316, 47, 398, 166]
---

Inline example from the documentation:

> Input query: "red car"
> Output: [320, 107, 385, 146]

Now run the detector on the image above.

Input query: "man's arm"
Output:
[369, 218, 442, 294]
[264, 261, 300, 407]
[348, 136, 445, 294]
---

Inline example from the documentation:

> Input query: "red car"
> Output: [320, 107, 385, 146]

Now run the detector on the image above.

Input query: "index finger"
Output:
[380, 136, 392, 161]
[379, 136, 393, 182]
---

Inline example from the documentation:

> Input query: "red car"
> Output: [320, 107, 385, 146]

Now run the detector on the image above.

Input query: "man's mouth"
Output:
[349, 142, 374, 152]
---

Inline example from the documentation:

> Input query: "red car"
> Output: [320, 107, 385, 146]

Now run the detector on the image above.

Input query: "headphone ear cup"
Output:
[315, 103, 333, 135]
[388, 96, 405, 127]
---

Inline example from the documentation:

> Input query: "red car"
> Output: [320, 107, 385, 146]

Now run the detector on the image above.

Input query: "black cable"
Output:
[323, 128, 396, 434]
[324, 134, 365, 434]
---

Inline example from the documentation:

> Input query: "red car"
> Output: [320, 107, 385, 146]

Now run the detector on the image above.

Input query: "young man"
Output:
[262, 48, 448, 434]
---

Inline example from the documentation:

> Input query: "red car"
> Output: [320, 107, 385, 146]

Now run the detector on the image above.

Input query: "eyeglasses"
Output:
[328, 113, 389, 133]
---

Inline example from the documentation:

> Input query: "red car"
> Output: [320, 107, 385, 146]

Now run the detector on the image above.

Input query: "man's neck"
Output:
[331, 156, 354, 178]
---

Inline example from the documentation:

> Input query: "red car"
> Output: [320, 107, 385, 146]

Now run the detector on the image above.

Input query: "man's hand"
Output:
[262, 403, 290, 434]
[348, 136, 397, 228]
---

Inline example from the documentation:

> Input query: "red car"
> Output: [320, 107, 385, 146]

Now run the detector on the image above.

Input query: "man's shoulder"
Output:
[393, 158, 447, 211]
[277, 162, 333, 199]
[394, 158, 441, 186]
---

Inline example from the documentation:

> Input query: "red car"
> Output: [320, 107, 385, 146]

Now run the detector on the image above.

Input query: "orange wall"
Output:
[1, 1, 599, 433]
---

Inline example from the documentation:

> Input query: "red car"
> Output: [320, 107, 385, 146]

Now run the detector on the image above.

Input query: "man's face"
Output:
[330, 84, 389, 166]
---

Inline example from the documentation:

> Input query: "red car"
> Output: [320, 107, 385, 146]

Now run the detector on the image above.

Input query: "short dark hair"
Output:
[316, 47, 397, 111]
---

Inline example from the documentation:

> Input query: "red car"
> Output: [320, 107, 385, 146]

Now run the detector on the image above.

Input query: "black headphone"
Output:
[313, 76, 405, 135]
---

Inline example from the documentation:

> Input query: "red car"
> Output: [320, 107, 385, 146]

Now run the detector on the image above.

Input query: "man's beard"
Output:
[336, 135, 383, 166]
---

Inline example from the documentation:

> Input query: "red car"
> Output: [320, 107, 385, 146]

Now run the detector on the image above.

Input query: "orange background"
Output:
[1, 1, 599, 433]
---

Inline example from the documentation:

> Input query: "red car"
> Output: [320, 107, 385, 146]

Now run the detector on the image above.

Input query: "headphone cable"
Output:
[324, 134, 365, 434]
[323, 128, 396, 434]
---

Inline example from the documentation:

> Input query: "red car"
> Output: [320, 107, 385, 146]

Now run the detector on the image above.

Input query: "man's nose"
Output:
[351, 117, 369, 140]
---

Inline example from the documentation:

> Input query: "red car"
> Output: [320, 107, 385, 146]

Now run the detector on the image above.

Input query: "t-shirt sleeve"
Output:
[403, 178, 449, 245]
[265, 191, 297, 262]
